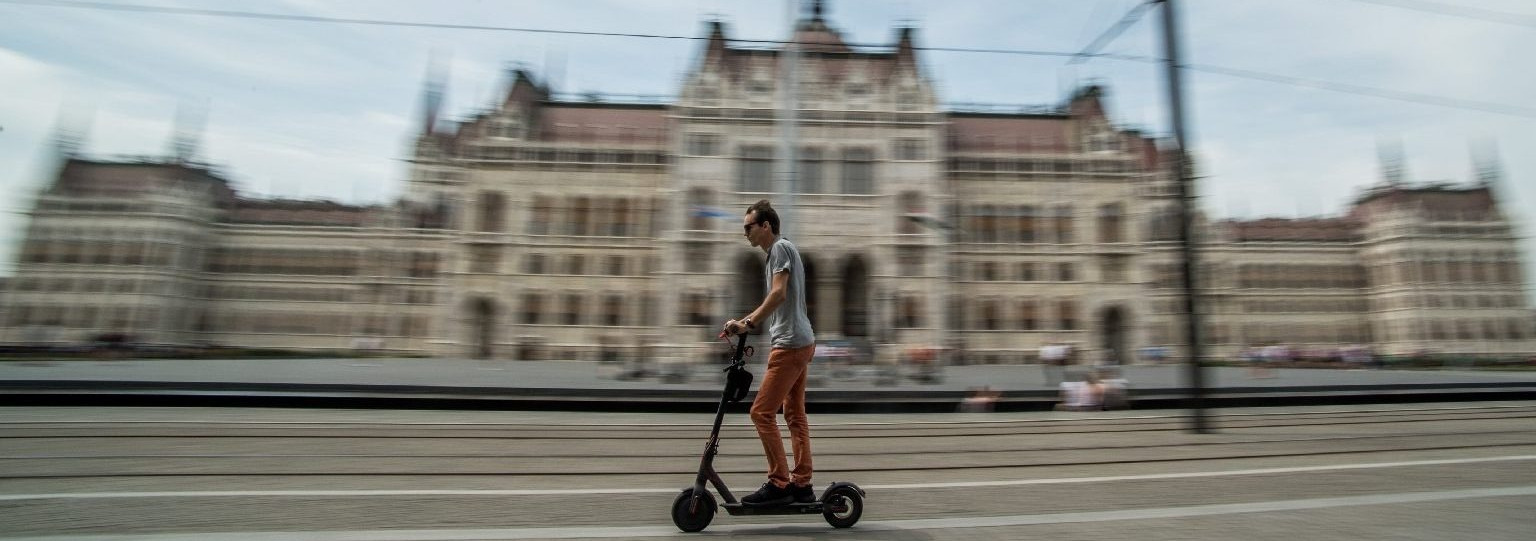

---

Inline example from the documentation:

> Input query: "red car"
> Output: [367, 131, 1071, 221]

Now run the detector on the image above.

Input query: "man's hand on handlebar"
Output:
[722, 317, 754, 336]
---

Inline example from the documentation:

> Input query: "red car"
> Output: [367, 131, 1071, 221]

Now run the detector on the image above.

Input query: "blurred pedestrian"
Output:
[958, 386, 1001, 413]
[1040, 341, 1067, 386]
[1098, 367, 1130, 410]
[1055, 372, 1104, 412]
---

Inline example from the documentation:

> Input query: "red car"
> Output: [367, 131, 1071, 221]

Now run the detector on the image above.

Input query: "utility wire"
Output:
[5, 0, 1533, 118]
[1068, 0, 1156, 65]
[1337, 0, 1536, 29]
[0, 0, 1133, 60]
[1185, 63, 1536, 119]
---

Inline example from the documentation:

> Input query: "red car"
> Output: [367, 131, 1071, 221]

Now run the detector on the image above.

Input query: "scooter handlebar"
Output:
[717, 331, 751, 368]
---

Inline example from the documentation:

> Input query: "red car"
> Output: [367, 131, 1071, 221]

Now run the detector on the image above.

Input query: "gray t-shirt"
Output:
[765, 237, 815, 349]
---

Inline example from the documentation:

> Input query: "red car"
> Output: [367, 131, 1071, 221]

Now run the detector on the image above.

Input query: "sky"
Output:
[1, 0, 1533, 298]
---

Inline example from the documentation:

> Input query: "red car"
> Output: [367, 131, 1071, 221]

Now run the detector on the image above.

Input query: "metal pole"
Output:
[1158, 0, 1210, 433]
[778, 0, 800, 234]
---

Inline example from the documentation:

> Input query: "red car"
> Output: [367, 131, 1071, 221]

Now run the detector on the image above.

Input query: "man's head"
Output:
[743, 199, 780, 248]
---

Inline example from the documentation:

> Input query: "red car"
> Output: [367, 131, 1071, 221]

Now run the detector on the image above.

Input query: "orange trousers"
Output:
[750, 343, 815, 488]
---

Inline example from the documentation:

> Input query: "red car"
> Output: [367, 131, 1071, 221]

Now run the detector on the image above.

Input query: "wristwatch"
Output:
[741, 317, 756, 329]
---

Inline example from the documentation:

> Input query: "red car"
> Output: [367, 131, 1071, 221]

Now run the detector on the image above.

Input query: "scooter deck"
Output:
[721, 501, 824, 516]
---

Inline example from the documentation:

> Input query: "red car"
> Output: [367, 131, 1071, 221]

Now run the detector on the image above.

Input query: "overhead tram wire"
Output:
[0, 0, 1150, 60]
[1183, 63, 1536, 119]
[1337, 0, 1536, 29]
[6, 0, 1534, 119]
[1068, 0, 1156, 65]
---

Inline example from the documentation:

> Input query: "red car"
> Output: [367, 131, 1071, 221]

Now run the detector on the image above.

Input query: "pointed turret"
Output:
[1067, 84, 1107, 118]
[791, 0, 850, 53]
[1470, 140, 1504, 188]
[703, 19, 728, 66]
[894, 26, 917, 67]
[418, 52, 448, 136]
[49, 104, 89, 160]
[501, 67, 548, 108]
[1377, 137, 1407, 186]
[168, 100, 207, 164]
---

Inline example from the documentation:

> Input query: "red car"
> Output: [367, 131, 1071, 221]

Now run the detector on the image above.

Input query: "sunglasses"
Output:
[743, 221, 764, 234]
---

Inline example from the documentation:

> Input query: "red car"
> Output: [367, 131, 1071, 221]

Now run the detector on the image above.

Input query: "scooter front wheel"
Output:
[822, 486, 863, 528]
[671, 488, 716, 532]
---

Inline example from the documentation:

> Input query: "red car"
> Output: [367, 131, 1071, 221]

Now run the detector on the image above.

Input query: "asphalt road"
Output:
[1, 402, 1534, 540]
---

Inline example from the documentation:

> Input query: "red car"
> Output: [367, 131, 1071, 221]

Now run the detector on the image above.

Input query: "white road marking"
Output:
[6, 485, 1535, 540]
[3, 454, 1532, 501]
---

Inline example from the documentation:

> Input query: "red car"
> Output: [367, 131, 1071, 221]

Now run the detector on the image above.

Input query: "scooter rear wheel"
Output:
[822, 486, 863, 528]
[671, 488, 716, 532]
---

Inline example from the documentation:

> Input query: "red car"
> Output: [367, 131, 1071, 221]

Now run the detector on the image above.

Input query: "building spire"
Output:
[1377, 137, 1407, 186]
[50, 102, 91, 159]
[168, 99, 208, 164]
[419, 50, 449, 136]
[1470, 139, 1504, 188]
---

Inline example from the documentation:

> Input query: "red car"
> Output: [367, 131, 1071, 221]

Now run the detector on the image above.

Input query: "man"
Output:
[723, 199, 817, 507]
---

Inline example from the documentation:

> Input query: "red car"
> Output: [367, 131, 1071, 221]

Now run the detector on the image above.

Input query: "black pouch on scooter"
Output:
[724, 365, 753, 403]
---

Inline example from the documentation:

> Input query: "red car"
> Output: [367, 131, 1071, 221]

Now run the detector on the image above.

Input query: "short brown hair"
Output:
[746, 199, 780, 235]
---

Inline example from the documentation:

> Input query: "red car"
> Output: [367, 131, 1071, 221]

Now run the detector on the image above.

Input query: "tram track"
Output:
[1, 407, 1531, 440]
[2, 404, 1533, 480]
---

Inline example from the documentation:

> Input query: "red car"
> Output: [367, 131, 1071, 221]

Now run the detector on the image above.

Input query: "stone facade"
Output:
[2, 10, 1532, 362]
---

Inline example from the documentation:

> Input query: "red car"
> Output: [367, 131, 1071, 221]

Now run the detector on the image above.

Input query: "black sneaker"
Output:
[790, 483, 817, 504]
[741, 482, 793, 507]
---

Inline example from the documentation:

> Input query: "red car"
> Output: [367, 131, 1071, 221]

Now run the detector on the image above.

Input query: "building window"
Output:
[681, 292, 711, 326]
[897, 191, 925, 234]
[893, 139, 926, 161]
[603, 294, 624, 326]
[1058, 262, 1076, 282]
[1098, 203, 1123, 243]
[469, 245, 499, 274]
[1018, 300, 1038, 330]
[897, 295, 923, 328]
[1053, 205, 1074, 243]
[524, 253, 545, 275]
[1102, 256, 1127, 283]
[521, 293, 543, 324]
[841, 148, 874, 194]
[1019, 262, 1037, 282]
[611, 198, 631, 237]
[476, 191, 505, 233]
[972, 261, 991, 281]
[799, 147, 824, 194]
[738, 146, 774, 193]
[1058, 299, 1078, 331]
[1017, 206, 1037, 243]
[686, 133, 722, 156]
[563, 293, 583, 326]
[981, 299, 1001, 330]
[686, 188, 712, 231]
[971, 205, 998, 243]
[896, 245, 923, 277]
[605, 255, 625, 276]
[570, 196, 591, 236]
[685, 242, 710, 273]
[566, 255, 585, 276]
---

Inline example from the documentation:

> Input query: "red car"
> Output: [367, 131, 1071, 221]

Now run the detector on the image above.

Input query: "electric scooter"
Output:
[670, 331, 866, 532]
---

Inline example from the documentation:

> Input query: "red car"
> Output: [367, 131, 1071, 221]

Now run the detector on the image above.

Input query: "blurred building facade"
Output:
[2, 6, 1532, 362]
